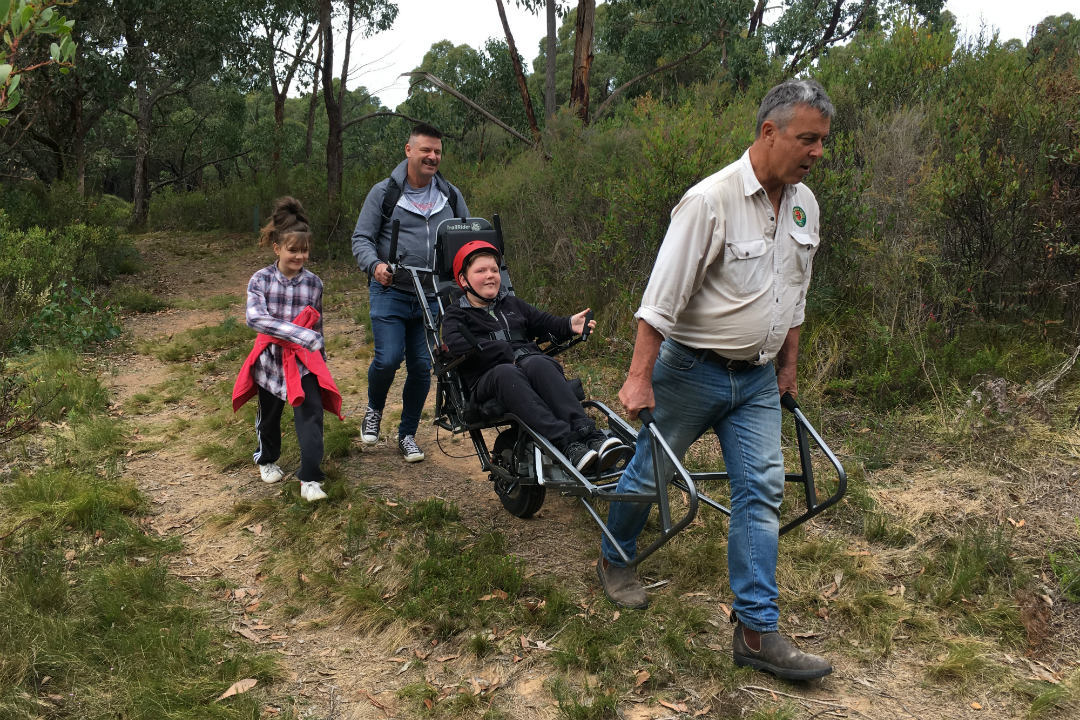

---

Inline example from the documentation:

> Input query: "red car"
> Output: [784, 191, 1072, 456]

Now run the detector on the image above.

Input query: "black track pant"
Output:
[473, 354, 595, 450]
[253, 372, 325, 483]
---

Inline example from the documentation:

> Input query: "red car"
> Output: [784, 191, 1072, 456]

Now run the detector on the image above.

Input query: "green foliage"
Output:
[0, 184, 133, 230]
[0, 215, 137, 296]
[0, 0, 77, 121]
[0, 212, 136, 351]
[15, 280, 121, 351]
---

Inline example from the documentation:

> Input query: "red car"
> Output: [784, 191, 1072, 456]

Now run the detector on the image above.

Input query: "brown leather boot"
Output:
[733, 623, 832, 681]
[596, 556, 648, 609]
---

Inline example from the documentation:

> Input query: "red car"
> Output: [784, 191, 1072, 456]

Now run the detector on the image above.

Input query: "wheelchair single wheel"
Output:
[491, 428, 545, 518]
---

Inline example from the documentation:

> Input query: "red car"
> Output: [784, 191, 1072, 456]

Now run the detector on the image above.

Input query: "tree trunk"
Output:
[570, 0, 595, 123]
[545, 0, 556, 118]
[748, 0, 767, 36]
[73, 95, 85, 196]
[305, 27, 323, 164]
[272, 76, 285, 178]
[126, 30, 152, 227]
[319, 0, 343, 206]
[268, 19, 316, 182]
[494, 0, 540, 140]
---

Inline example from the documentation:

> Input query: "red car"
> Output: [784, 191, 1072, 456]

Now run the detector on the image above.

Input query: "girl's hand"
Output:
[570, 308, 596, 335]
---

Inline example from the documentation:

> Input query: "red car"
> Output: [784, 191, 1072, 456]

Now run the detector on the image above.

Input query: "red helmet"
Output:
[452, 240, 500, 289]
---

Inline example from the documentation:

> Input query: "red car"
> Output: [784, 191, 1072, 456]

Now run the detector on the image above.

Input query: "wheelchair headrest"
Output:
[435, 217, 503, 281]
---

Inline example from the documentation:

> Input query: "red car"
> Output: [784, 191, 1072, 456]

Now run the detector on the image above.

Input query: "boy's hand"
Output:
[570, 308, 596, 336]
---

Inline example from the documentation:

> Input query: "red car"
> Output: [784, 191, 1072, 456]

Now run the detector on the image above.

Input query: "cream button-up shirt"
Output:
[635, 149, 820, 364]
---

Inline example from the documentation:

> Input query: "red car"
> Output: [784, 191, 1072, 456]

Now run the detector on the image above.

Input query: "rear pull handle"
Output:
[387, 219, 401, 268]
[581, 309, 594, 341]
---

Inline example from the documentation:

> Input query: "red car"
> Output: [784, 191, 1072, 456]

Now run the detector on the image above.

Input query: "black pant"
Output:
[473, 354, 594, 450]
[253, 372, 325, 483]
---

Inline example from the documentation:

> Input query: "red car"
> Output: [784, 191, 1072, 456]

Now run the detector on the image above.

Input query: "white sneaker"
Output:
[300, 481, 328, 502]
[398, 434, 425, 463]
[259, 463, 284, 483]
[361, 406, 381, 445]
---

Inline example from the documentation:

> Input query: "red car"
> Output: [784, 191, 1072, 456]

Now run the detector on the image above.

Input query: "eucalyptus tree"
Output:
[396, 41, 486, 140]
[317, 0, 397, 207]
[112, 0, 258, 226]
[569, 0, 594, 121]
[253, 0, 320, 178]
[494, 0, 539, 139]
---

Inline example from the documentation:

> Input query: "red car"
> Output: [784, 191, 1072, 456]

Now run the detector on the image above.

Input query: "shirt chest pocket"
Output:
[785, 231, 819, 286]
[720, 237, 771, 297]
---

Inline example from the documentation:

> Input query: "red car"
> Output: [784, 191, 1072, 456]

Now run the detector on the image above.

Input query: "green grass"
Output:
[108, 284, 170, 313]
[175, 293, 241, 312]
[138, 316, 253, 362]
[925, 640, 1000, 688]
[0, 355, 279, 718]
[12, 349, 110, 422]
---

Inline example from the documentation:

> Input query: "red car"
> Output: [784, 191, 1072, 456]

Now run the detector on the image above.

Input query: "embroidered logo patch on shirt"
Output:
[792, 206, 807, 227]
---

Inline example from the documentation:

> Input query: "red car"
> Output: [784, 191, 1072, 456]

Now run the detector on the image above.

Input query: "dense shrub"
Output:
[0, 214, 138, 298]
[147, 162, 391, 261]
[0, 182, 132, 229]
[0, 214, 135, 352]
[13, 281, 122, 352]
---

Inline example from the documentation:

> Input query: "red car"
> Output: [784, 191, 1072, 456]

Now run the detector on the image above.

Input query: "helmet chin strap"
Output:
[463, 280, 496, 305]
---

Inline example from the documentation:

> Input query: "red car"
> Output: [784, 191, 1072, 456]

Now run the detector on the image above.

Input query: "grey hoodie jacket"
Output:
[350, 159, 469, 294]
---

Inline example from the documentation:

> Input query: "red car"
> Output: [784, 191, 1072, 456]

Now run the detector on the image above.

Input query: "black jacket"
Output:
[441, 291, 573, 389]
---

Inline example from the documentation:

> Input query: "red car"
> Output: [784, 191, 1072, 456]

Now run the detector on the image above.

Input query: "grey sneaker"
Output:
[361, 406, 381, 445]
[732, 623, 832, 681]
[398, 434, 425, 463]
[596, 555, 648, 609]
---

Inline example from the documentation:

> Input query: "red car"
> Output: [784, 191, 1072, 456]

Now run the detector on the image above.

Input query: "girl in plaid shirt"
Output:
[242, 197, 333, 502]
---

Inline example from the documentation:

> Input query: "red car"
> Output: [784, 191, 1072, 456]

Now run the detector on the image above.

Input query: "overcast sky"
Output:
[350, 0, 1076, 110]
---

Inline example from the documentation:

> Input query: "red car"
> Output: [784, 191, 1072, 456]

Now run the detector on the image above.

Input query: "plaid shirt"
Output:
[246, 264, 324, 401]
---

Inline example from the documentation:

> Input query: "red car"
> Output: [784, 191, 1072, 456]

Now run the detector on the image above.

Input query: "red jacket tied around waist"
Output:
[232, 305, 344, 420]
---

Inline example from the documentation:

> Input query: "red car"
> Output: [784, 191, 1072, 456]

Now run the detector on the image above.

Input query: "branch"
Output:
[149, 149, 253, 193]
[402, 71, 535, 146]
[343, 110, 442, 133]
[788, 0, 870, 73]
[595, 30, 721, 120]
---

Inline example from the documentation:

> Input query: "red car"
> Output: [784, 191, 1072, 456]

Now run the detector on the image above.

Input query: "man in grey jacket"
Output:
[351, 123, 469, 463]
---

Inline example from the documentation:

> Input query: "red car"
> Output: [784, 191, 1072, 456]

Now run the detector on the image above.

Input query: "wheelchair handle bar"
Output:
[581, 309, 594, 341]
[387, 219, 400, 269]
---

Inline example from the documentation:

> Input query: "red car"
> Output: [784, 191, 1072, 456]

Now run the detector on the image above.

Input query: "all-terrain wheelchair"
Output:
[383, 215, 847, 567]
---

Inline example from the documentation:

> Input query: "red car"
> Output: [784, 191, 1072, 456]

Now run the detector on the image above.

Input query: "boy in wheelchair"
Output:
[441, 240, 629, 472]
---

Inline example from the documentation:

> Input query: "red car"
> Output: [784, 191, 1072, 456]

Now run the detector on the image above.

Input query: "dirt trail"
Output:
[103, 232, 1075, 719]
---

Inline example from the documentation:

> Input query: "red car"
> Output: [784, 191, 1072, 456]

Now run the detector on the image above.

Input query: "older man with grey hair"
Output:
[595, 79, 835, 681]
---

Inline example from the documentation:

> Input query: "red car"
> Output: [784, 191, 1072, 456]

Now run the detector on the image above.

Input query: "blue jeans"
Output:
[367, 280, 438, 438]
[601, 339, 785, 632]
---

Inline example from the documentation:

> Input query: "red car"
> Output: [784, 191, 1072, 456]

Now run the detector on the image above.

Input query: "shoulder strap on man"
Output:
[377, 172, 461, 233]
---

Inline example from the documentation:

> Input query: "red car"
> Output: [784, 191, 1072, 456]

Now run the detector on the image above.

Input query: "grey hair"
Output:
[755, 79, 834, 136]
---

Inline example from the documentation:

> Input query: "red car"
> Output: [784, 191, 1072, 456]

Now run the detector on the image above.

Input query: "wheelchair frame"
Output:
[382, 215, 847, 568]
